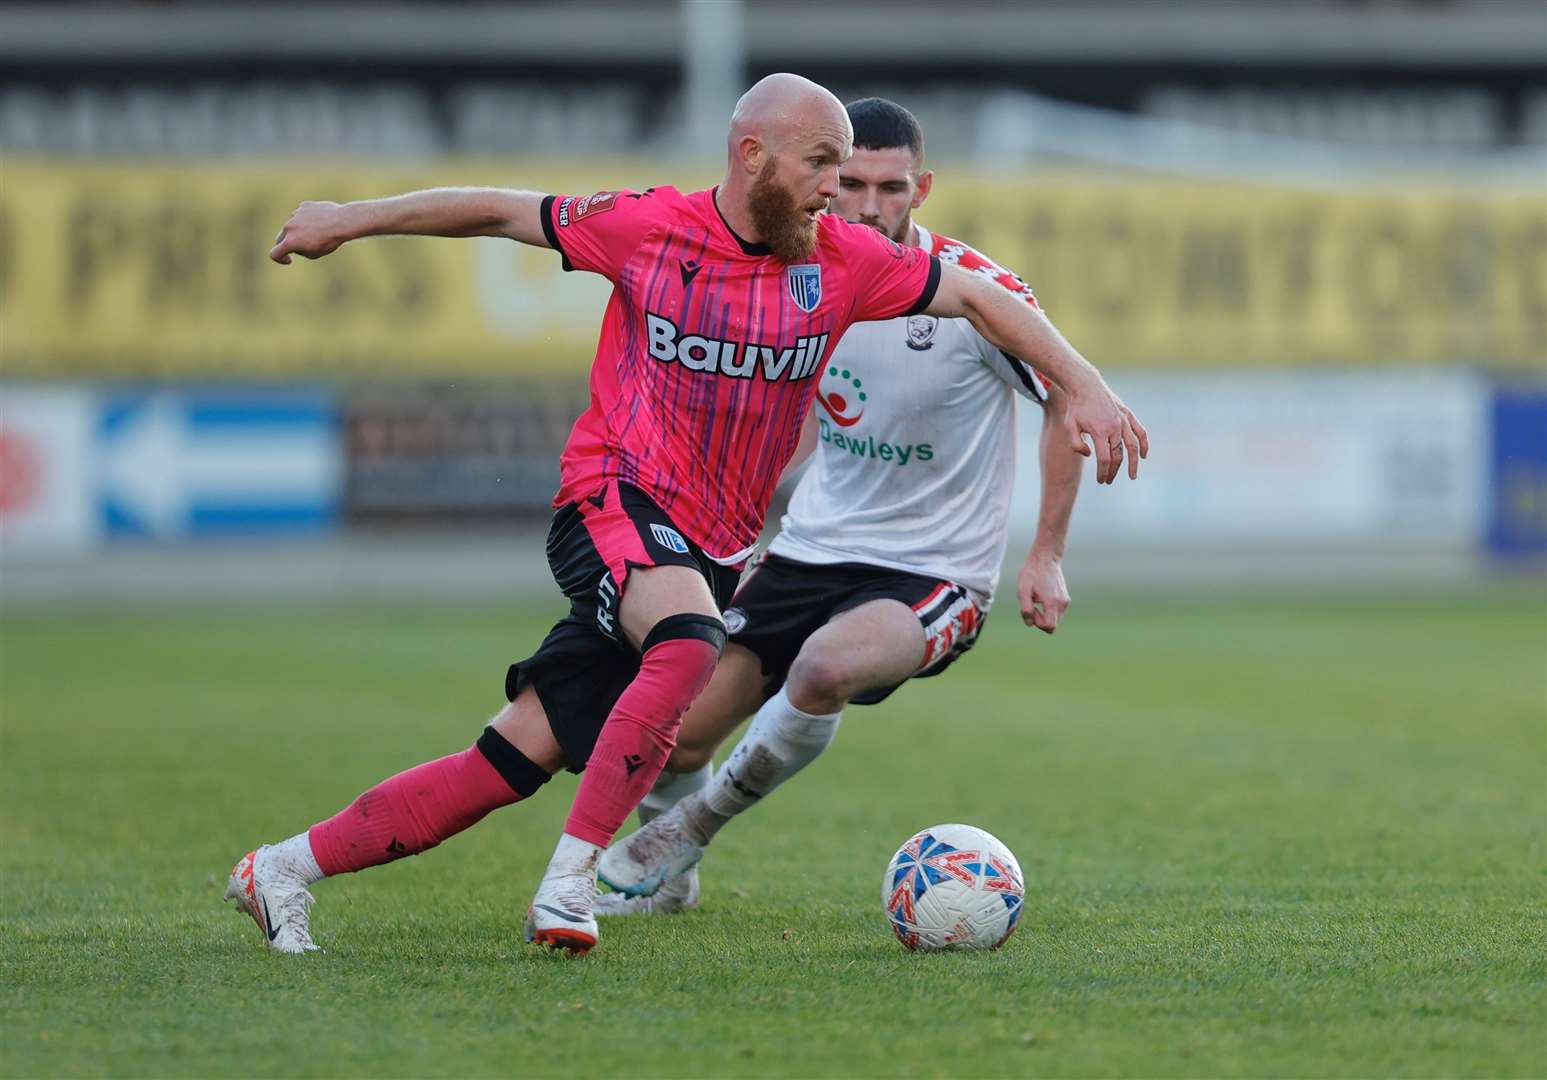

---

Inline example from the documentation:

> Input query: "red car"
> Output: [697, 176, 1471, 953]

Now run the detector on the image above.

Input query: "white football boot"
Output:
[223, 846, 320, 954]
[594, 866, 701, 917]
[597, 801, 706, 898]
[523, 871, 599, 955]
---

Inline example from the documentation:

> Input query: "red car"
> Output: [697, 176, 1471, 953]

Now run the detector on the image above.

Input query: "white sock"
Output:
[271, 832, 326, 886]
[545, 832, 602, 879]
[690, 686, 841, 842]
[638, 762, 713, 825]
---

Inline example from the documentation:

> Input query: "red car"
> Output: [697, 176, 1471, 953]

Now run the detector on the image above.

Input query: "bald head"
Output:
[729, 73, 851, 159]
[717, 73, 851, 262]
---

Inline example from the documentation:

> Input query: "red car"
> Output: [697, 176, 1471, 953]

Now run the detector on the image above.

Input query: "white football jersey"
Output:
[769, 225, 1048, 604]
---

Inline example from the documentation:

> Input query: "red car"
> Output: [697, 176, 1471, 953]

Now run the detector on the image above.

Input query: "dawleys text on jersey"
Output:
[771, 225, 1047, 601]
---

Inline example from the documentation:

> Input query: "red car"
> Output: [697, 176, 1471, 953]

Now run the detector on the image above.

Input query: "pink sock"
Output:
[308, 742, 523, 876]
[564, 637, 721, 847]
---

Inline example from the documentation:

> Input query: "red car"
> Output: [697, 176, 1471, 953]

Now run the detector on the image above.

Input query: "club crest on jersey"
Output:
[905, 315, 938, 351]
[787, 264, 822, 313]
[649, 523, 690, 554]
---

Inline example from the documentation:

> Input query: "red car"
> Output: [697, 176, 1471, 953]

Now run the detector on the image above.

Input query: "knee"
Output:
[667, 740, 715, 773]
[785, 651, 851, 714]
[640, 612, 726, 699]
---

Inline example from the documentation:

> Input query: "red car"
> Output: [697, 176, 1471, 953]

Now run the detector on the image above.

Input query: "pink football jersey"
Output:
[541, 185, 940, 564]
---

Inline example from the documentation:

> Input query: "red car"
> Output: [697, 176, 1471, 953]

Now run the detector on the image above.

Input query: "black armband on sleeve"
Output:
[539, 194, 574, 272]
[903, 255, 943, 317]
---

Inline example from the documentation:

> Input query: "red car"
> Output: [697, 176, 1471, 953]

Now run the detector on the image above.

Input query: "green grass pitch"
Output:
[2, 588, 1543, 1078]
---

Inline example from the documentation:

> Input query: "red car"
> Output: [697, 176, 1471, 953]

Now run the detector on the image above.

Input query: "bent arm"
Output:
[925, 264, 1098, 401]
[270, 188, 551, 264]
[925, 263, 1148, 484]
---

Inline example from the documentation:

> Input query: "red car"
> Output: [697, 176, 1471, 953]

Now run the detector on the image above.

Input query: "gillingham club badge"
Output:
[787, 264, 822, 313]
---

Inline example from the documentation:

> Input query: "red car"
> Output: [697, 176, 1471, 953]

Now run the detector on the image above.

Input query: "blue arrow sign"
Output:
[97, 390, 340, 540]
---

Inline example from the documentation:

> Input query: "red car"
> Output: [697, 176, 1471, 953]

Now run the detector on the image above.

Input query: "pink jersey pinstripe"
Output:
[540, 185, 940, 566]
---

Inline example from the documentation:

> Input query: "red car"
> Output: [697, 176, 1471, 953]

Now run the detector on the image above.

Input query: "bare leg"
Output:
[490, 684, 568, 774]
[783, 599, 924, 713]
[688, 598, 924, 838]
[666, 644, 772, 773]
[599, 598, 929, 898]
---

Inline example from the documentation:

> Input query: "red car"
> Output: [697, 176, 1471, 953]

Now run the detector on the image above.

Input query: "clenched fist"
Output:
[1018, 550, 1070, 634]
[269, 201, 350, 264]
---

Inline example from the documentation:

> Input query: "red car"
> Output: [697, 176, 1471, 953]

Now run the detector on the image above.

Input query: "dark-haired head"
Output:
[834, 97, 933, 243]
[846, 97, 924, 169]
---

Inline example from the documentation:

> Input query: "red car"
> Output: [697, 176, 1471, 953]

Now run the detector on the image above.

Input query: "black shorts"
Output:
[506, 480, 739, 772]
[724, 552, 988, 706]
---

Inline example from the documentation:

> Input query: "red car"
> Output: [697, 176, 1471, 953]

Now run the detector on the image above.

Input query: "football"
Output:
[882, 824, 1025, 952]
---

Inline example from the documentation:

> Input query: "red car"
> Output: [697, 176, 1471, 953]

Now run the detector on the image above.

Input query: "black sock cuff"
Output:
[641, 612, 728, 656]
[476, 727, 553, 798]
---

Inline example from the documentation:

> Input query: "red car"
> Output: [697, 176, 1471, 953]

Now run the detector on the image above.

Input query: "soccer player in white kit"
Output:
[596, 98, 1085, 912]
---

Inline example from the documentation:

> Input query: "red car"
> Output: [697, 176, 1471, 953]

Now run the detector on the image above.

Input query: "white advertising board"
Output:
[0, 386, 98, 553]
[1010, 371, 1489, 546]
[0, 385, 342, 557]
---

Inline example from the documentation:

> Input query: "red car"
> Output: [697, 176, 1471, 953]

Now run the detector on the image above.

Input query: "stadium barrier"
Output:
[1, 159, 1541, 378]
[6, 372, 1543, 556]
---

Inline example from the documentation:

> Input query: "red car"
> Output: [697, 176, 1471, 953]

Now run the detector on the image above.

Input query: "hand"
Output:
[1062, 381, 1149, 485]
[269, 201, 349, 264]
[1017, 550, 1069, 634]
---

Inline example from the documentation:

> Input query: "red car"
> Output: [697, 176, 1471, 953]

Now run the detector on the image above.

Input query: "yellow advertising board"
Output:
[1, 158, 1541, 376]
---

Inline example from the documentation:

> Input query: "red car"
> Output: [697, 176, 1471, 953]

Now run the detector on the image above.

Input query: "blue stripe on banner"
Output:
[185, 397, 335, 431]
[187, 502, 337, 534]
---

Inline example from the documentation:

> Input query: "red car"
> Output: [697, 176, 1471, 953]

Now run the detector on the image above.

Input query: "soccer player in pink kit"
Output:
[226, 74, 1146, 956]
[598, 98, 1086, 915]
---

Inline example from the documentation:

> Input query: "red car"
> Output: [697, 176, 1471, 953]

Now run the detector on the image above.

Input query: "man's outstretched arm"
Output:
[268, 188, 551, 264]
[926, 263, 1148, 484]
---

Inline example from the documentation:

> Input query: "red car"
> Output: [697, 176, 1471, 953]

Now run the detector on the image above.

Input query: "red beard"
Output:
[747, 159, 820, 264]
